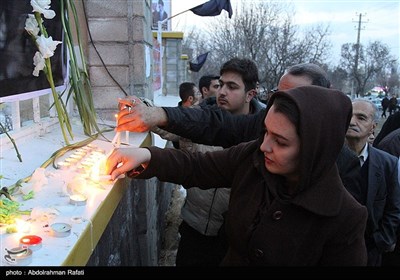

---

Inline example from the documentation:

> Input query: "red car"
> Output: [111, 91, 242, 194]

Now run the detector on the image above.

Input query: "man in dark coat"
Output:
[381, 96, 390, 118]
[374, 113, 400, 267]
[345, 99, 400, 266]
[373, 111, 400, 148]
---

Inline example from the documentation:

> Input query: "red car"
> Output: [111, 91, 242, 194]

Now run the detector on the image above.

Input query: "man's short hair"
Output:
[286, 63, 331, 88]
[220, 58, 259, 93]
[198, 75, 220, 95]
[179, 82, 196, 102]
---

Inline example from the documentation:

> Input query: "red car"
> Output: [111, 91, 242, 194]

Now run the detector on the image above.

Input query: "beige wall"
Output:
[76, 0, 154, 121]
[74, 0, 186, 120]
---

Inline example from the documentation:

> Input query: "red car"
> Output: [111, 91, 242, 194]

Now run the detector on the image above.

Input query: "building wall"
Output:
[83, 1, 186, 115]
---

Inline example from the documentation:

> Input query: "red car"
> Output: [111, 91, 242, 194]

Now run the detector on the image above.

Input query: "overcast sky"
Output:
[169, 0, 400, 63]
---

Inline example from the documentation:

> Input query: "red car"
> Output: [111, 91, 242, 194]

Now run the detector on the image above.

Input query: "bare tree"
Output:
[328, 66, 350, 92]
[375, 61, 399, 96]
[340, 41, 396, 97]
[182, 0, 331, 91]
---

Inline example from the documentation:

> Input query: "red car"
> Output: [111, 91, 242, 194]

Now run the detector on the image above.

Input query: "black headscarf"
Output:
[264, 85, 352, 196]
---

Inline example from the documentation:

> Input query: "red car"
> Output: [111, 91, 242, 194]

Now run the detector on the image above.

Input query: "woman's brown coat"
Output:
[135, 86, 368, 266]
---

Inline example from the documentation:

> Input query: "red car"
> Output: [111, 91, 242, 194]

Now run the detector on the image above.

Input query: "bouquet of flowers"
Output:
[25, 0, 73, 145]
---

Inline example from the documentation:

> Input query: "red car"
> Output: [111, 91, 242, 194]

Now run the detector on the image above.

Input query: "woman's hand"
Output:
[106, 147, 151, 180]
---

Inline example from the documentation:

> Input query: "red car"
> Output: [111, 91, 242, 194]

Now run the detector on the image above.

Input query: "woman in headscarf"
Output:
[106, 85, 368, 266]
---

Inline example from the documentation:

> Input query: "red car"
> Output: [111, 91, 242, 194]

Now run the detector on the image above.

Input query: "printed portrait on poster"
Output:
[151, 0, 171, 31]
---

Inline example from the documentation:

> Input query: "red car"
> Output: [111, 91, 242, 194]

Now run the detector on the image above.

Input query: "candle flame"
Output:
[15, 218, 31, 234]
[90, 155, 108, 182]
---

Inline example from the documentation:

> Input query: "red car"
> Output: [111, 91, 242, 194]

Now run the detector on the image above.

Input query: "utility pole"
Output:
[351, 13, 367, 98]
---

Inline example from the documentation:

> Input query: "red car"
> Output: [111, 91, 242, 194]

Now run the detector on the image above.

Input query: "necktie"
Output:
[359, 155, 364, 167]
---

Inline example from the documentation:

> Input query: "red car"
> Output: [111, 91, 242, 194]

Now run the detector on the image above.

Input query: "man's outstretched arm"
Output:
[117, 96, 265, 148]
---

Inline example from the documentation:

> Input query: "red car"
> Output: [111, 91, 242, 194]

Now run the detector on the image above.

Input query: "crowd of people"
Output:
[106, 60, 400, 266]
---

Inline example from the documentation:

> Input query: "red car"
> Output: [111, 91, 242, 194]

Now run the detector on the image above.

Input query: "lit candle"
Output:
[98, 174, 125, 181]
[75, 164, 87, 174]
[111, 114, 121, 147]
[56, 161, 71, 170]
[64, 157, 80, 164]
[15, 218, 31, 233]
[87, 144, 97, 149]
[69, 154, 83, 160]
[69, 194, 87, 206]
[94, 148, 105, 154]
[73, 151, 87, 157]
[19, 235, 42, 251]
[81, 160, 94, 168]
[49, 222, 71, 238]
[79, 146, 92, 152]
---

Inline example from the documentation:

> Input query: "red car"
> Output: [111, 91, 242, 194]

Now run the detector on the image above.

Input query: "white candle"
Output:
[4, 247, 33, 266]
[65, 157, 79, 164]
[111, 113, 121, 147]
[49, 223, 72, 238]
[125, 131, 129, 145]
[111, 132, 120, 146]
[98, 174, 125, 181]
[70, 194, 87, 206]
[116, 132, 121, 148]
[56, 161, 71, 170]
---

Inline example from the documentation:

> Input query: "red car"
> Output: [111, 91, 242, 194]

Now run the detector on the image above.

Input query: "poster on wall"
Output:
[151, 0, 171, 31]
[0, 0, 67, 102]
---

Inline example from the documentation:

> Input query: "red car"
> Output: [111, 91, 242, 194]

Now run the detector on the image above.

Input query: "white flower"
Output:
[33, 51, 45, 76]
[24, 14, 40, 36]
[30, 0, 56, 19]
[36, 35, 62, 59]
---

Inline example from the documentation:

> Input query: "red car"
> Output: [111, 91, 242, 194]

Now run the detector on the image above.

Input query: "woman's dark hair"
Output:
[270, 94, 300, 135]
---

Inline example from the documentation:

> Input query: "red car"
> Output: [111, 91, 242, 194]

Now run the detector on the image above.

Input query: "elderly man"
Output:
[345, 98, 400, 266]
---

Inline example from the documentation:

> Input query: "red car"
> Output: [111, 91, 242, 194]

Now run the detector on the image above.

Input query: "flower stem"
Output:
[45, 58, 73, 145]
[0, 122, 22, 162]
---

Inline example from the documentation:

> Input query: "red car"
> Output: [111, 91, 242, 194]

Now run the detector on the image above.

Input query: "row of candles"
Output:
[3, 142, 119, 266]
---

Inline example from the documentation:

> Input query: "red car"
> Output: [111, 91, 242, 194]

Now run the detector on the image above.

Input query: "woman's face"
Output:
[260, 104, 301, 182]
